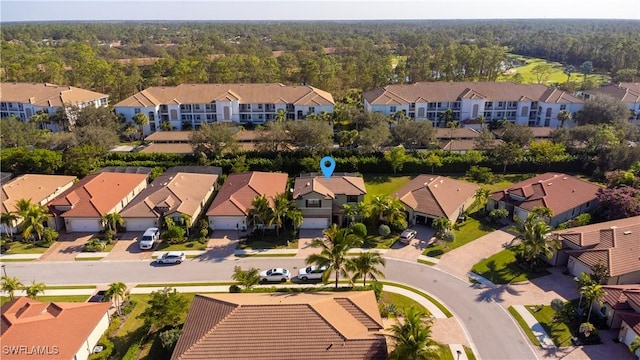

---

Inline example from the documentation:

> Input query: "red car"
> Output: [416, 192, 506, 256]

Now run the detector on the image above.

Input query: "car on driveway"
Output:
[157, 251, 186, 264]
[297, 265, 329, 281]
[259, 268, 290, 283]
[399, 229, 418, 245]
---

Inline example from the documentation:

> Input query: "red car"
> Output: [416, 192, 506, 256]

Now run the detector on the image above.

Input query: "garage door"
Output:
[67, 218, 101, 232]
[125, 218, 157, 232]
[210, 216, 246, 230]
[300, 218, 329, 229]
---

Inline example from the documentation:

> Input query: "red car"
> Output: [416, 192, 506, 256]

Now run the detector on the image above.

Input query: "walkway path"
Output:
[512, 305, 556, 349]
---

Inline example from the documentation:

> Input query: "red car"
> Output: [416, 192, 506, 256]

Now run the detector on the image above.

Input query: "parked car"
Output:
[259, 268, 290, 283]
[139, 227, 160, 250]
[297, 265, 329, 281]
[399, 229, 418, 245]
[88, 290, 108, 303]
[157, 251, 186, 264]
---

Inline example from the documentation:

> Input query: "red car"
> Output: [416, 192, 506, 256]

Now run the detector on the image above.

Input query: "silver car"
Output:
[157, 251, 186, 264]
[399, 229, 418, 245]
[298, 265, 329, 281]
[259, 268, 290, 283]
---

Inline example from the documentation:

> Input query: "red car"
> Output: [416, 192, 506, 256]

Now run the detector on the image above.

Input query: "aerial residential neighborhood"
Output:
[1, 8, 640, 360]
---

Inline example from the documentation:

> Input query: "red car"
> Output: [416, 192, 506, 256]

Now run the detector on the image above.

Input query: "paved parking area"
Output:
[296, 229, 324, 259]
[103, 232, 153, 261]
[384, 225, 435, 261]
[39, 233, 92, 261]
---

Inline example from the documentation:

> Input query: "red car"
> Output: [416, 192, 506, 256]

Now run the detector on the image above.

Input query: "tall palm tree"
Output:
[557, 109, 572, 128]
[580, 282, 604, 322]
[342, 203, 358, 226]
[24, 280, 46, 300]
[13, 198, 35, 219]
[181, 214, 192, 237]
[1, 212, 18, 238]
[472, 187, 491, 215]
[100, 213, 123, 232]
[132, 112, 149, 139]
[270, 193, 290, 237]
[275, 109, 287, 123]
[511, 214, 559, 268]
[387, 307, 443, 360]
[1, 276, 24, 301]
[248, 195, 273, 235]
[432, 217, 451, 239]
[306, 224, 363, 289]
[574, 272, 594, 310]
[530, 206, 553, 221]
[286, 208, 303, 234]
[106, 282, 127, 316]
[347, 251, 386, 286]
[19, 204, 48, 243]
[369, 195, 407, 229]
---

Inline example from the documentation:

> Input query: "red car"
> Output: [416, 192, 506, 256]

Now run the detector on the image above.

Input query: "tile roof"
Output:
[115, 83, 334, 108]
[206, 172, 288, 217]
[554, 216, 640, 247]
[600, 285, 640, 310]
[0, 82, 108, 107]
[583, 83, 640, 103]
[145, 131, 192, 142]
[293, 174, 367, 199]
[1, 174, 76, 214]
[619, 312, 640, 335]
[171, 291, 386, 360]
[393, 175, 479, 219]
[1, 297, 110, 360]
[566, 222, 640, 277]
[492, 126, 554, 139]
[363, 82, 583, 105]
[120, 172, 218, 219]
[140, 143, 195, 154]
[435, 127, 480, 139]
[47, 172, 148, 217]
[490, 173, 601, 215]
[439, 139, 504, 152]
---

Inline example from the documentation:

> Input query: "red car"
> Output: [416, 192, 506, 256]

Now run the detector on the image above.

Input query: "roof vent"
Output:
[610, 226, 618, 229]
[562, 177, 567, 180]
[623, 231, 632, 235]
[424, 182, 429, 187]
[306, 182, 310, 187]
[440, 180, 444, 184]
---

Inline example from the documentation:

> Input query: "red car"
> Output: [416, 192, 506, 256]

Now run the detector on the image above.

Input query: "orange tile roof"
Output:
[363, 82, 583, 105]
[1, 174, 76, 214]
[120, 172, 218, 219]
[601, 285, 640, 310]
[145, 131, 192, 142]
[115, 83, 334, 108]
[435, 128, 480, 139]
[490, 173, 601, 216]
[48, 172, 148, 217]
[140, 143, 195, 154]
[171, 291, 386, 360]
[394, 175, 479, 219]
[0, 82, 108, 107]
[1, 297, 110, 360]
[293, 174, 367, 199]
[206, 172, 288, 217]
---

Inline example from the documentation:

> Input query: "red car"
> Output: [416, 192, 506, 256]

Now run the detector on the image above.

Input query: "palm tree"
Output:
[306, 224, 363, 289]
[557, 109, 572, 128]
[24, 280, 46, 300]
[286, 208, 303, 235]
[270, 193, 290, 237]
[347, 251, 386, 286]
[106, 282, 127, 316]
[511, 214, 559, 268]
[13, 198, 35, 219]
[275, 109, 287, 123]
[248, 195, 273, 235]
[574, 272, 594, 310]
[1, 276, 24, 301]
[19, 204, 48, 243]
[369, 195, 407, 229]
[132, 112, 149, 139]
[530, 206, 553, 221]
[437, 109, 453, 128]
[387, 307, 443, 360]
[342, 203, 358, 226]
[1, 212, 18, 238]
[472, 187, 491, 215]
[432, 217, 451, 239]
[181, 214, 192, 237]
[580, 282, 604, 322]
[100, 213, 123, 232]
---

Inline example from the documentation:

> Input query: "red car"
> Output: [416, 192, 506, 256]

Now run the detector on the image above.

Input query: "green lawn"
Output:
[422, 212, 498, 258]
[2, 241, 49, 254]
[508, 306, 542, 346]
[527, 305, 574, 347]
[136, 282, 234, 288]
[156, 240, 207, 251]
[497, 54, 610, 86]
[364, 175, 414, 203]
[471, 245, 550, 284]
[380, 281, 453, 318]
[1, 295, 89, 305]
[380, 291, 428, 315]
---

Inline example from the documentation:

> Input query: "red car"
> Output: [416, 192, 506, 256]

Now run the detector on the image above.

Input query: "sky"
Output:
[1, 0, 639, 22]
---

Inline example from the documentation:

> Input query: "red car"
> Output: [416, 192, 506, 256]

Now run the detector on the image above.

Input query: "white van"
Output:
[139, 227, 159, 250]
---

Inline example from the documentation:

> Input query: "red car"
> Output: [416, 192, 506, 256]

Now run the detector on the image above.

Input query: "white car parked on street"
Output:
[157, 251, 186, 264]
[297, 265, 329, 281]
[259, 268, 290, 283]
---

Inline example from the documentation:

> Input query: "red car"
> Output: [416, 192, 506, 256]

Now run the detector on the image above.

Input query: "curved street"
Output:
[3, 256, 537, 360]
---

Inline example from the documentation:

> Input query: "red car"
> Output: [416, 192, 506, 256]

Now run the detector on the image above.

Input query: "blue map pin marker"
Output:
[320, 156, 336, 179]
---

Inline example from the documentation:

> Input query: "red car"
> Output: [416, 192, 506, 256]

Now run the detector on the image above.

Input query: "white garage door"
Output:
[210, 216, 246, 230]
[125, 218, 157, 232]
[67, 218, 101, 232]
[300, 218, 329, 229]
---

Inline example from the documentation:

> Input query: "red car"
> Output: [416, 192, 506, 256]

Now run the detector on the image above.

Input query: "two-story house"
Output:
[363, 82, 583, 128]
[292, 173, 367, 229]
[114, 83, 335, 136]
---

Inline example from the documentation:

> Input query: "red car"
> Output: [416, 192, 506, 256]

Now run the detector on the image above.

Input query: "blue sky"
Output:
[1, 0, 639, 22]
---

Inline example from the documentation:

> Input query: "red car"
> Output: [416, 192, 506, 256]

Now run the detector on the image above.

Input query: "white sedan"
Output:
[297, 265, 329, 281]
[157, 251, 186, 264]
[259, 268, 290, 283]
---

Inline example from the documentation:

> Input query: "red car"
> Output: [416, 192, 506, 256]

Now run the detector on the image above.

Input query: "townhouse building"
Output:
[114, 83, 335, 136]
[363, 82, 583, 128]
[580, 82, 640, 126]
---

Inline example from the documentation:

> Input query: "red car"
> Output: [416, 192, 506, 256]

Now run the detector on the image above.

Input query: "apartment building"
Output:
[363, 82, 584, 128]
[580, 82, 640, 125]
[114, 83, 335, 136]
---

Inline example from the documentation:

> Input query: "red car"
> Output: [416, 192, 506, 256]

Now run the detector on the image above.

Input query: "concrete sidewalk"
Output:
[512, 304, 556, 349]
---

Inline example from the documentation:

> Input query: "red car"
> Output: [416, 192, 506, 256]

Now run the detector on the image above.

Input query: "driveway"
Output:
[103, 232, 153, 261]
[384, 224, 435, 261]
[296, 229, 324, 259]
[39, 233, 93, 261]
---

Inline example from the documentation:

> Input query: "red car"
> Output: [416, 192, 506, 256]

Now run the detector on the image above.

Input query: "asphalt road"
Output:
[4, 257, 537, 360]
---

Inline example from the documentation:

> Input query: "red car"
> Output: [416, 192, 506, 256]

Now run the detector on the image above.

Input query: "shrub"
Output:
[162, 225, 186, 244]
[488, 208, 509, 223]
[121, 299, 136, 316]
[41, 228, 59, 244]
[159, 328, 182, 350]
[87, 335, 114, 360]
[229, 284, 241, 293]
[351, 222, 367, 238]
[83, 238, 105, 252]
[466, 165, 495, 183]
[368, 281, 383, 301]
[103, 229, 115, 244]
[378, 224, 391, 237]
[441, 230, 455, 242]
[378, 301, 399, 318]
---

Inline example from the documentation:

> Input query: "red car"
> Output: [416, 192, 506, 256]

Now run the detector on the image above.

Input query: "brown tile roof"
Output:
[493, 127, 554, 139]
[171, 291, 386, 360]
[0, 82, 108, 107]
[363, 82, 583, 105]
[206, 172, 288, 217]
[600, 285, 640, 310]
[140, 143, 195, 154]
[490, 173, 601, 215]
[583, 84, 640, 103]
[145, 131, 192, 142]
[293, 174, 367, 199]
[554, 216, 640, 247]
[120, 172, 217, 219]
[394, 175, 479, 219]
[1, 174, 76, 214]
[1, 297, 110, 360]
[115, 83, 334, 108]
[48, 172, 148, 218]
[565, 220, 640, 277]
[435, 127, 480, 139]
[619, 312, 640, 335]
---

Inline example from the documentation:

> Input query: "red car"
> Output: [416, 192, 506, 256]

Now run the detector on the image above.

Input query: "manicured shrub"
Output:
[351, 222, 367, 238]
[229, 284, 241, 293]
[159, 328, 182, 350]
[442, 230, 455, 242]
[378, 224, 391, 237]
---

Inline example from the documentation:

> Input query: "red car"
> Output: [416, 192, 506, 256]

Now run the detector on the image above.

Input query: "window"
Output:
[389, 106, 397, 113]
[485, 102, 493, 109]
[498, 101, 504, 107]
[306, 199, 321, 208]
[560, 105, 567, 110]
[134, 108, 141, 114]
[346, 195, 358, 203]
[308, 107, 315, 114]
